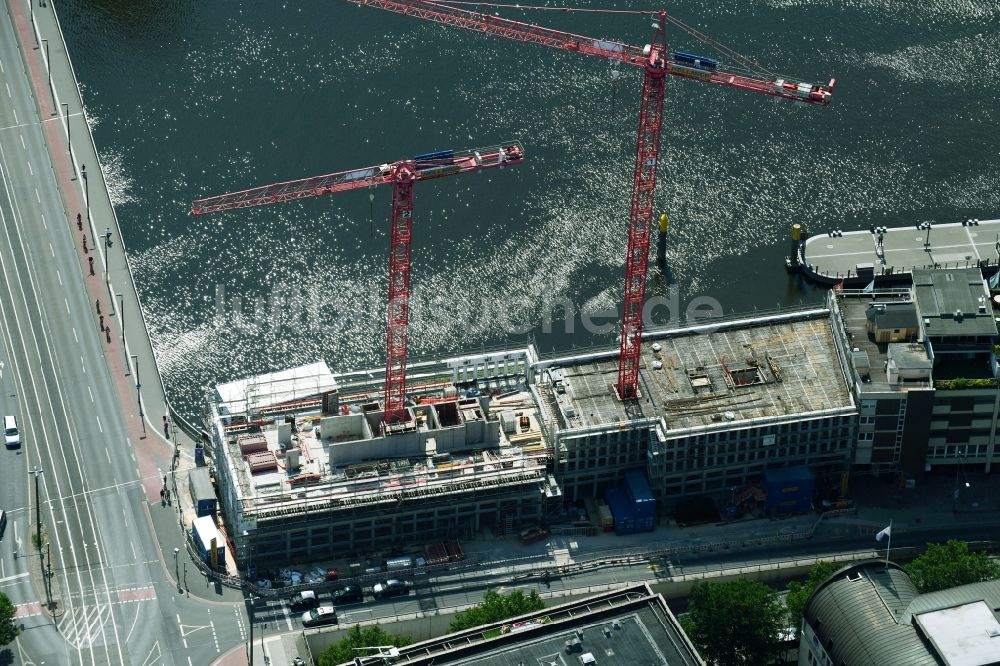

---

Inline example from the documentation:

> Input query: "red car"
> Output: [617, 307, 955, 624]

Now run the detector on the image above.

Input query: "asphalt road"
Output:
[0, 5, 250, 664]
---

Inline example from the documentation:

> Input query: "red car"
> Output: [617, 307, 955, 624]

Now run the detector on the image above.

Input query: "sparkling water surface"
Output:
[58, 0, 1000, 419]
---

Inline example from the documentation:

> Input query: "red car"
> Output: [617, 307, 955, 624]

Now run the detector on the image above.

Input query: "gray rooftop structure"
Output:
[348, 584, 704, 666]
[802, 560, 1000, 666]
[551, 311, 853, 433]
[865, 301, 919, 330]
[913, 268, 998, 338]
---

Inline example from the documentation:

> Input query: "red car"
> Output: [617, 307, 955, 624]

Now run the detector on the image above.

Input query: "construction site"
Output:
[186, 0, 843, 565]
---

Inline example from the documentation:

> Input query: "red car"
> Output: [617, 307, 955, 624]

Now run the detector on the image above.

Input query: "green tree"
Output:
[785, 561, 835, 634]
[0, 591, 20, 647]
[317, 625, 411, 666]
[904, 540, 1000, 593]
[680, 579, 784, 666]
[449, 588, 545, 632]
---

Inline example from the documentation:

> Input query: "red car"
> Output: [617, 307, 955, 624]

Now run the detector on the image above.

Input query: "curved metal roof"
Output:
[803, 560, 940, 666]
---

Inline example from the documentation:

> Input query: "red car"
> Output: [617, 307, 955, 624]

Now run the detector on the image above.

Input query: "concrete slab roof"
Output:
[355, 585, 704, 666]
[552, 312, 853, 433]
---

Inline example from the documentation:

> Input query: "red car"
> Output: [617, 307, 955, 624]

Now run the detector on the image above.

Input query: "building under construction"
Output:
[209, 358, 558, 564]
[209, 305, 860, 563]
[539, 307, 857, 505]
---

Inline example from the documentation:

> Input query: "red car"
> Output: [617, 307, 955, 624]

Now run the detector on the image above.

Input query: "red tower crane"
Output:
[343, 0, 834, 400]
[191, 142, 525, 427]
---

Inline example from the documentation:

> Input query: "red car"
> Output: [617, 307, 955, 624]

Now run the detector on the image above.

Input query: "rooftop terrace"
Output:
[550, 311, 854, 432]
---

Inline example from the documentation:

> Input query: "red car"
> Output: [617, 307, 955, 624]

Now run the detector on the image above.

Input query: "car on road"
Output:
[372, 579, 410, 599]
[4, 416, 20, 449]
[301, 606, 337, 628]
[331, 585, 363, 605]
[289, 590, 320, 612]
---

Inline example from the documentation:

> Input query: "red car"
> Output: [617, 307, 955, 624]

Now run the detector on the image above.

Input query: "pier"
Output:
[796, 218, 1000, 286]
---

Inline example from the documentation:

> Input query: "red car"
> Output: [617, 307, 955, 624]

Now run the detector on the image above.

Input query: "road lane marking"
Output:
[0, 145, 92, 663]
[26, 161, 32, 175]
[105, 447, 111, 463]
[19, 134, 25, 149]
[72, 326, 78, 342]
[34, 188, 39, 203]
[282, 604, 293, 631]
[49, 242, 54, 257]
[11, 108, 16, 124]
[64, 297, 69, 313]
[0, 572, 29, 584]
[96, 415, 103, 433]
[56, 269, 62, 285]
[88, 385, 94, 402]
[81, 355, 86, 373]
[41, 212, 46, 229]
[4, 83, 10, 97]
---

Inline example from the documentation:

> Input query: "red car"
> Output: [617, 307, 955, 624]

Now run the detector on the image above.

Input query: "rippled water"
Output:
[59, 0, 1000, 418]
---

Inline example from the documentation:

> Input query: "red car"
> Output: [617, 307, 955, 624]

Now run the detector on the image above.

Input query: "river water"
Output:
[58, 0, 1000, 418]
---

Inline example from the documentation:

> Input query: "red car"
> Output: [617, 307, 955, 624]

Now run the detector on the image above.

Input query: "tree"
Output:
[904, 540, 1000, 593]
[317, 625, 411, 666]
[449, 588, 545, 632]
[680, 579, 784, 666]
[0, 591, 20, 647]
[785, 561, 835, 634]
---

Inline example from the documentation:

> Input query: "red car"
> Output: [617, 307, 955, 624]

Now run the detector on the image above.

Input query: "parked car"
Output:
[371, 579, 410, 599]
[306, 566, 338, 583]
[518, 526, 548, 545]
[331, 585, 364, 605]
[301, 606, 337, 628]
[289, 590, 320, 612]
[277, 569, 304, 587]
[255, 578, 273, 591]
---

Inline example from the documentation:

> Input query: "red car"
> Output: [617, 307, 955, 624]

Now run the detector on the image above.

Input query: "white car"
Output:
[302, 606, 337, 628]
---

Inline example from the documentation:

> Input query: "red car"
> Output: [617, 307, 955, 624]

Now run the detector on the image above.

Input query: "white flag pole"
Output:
[884, 520, 892, 570]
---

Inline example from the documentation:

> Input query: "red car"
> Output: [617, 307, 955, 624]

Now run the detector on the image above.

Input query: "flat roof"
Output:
[553, 312, 853, 433]
[912, 268, 998, 338]
[354, 585, 703, 666]
[839, 297, 932, 393]
[914, 601, 1000, 666]
[802, 218, 1000, 281]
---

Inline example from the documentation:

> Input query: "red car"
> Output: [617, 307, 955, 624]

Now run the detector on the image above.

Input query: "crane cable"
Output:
[434, 1, 776, 78]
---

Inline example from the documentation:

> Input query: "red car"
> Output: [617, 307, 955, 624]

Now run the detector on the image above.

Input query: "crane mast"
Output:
[192, 143, 525, 427]
[620, 17, 667, 399]
[343, 0, 833, 400]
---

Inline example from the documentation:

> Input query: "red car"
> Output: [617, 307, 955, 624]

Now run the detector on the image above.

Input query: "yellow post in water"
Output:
[656, 213, 670, 268]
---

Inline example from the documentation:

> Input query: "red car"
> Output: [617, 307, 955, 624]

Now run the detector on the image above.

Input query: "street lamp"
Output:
[81, 164, 89, 224]
[41, 39, 55, 114]
[173, 547, 180, 587]
[117, 293, 125, 348]
[131, 354, 143, 418]
[920, 221, 932, 250]
[29, 467, 44, 554]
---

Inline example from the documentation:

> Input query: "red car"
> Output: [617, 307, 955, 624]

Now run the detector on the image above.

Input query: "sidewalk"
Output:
[7, 0, 201, 584]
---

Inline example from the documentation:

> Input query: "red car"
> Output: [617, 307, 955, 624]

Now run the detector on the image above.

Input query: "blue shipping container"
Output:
[623, 469, 657, 520]
[604, 487, 636, 536]
[763, 466, 815, 514]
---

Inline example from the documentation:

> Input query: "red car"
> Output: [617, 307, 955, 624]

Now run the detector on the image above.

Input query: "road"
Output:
[0, 4, 249, 664]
